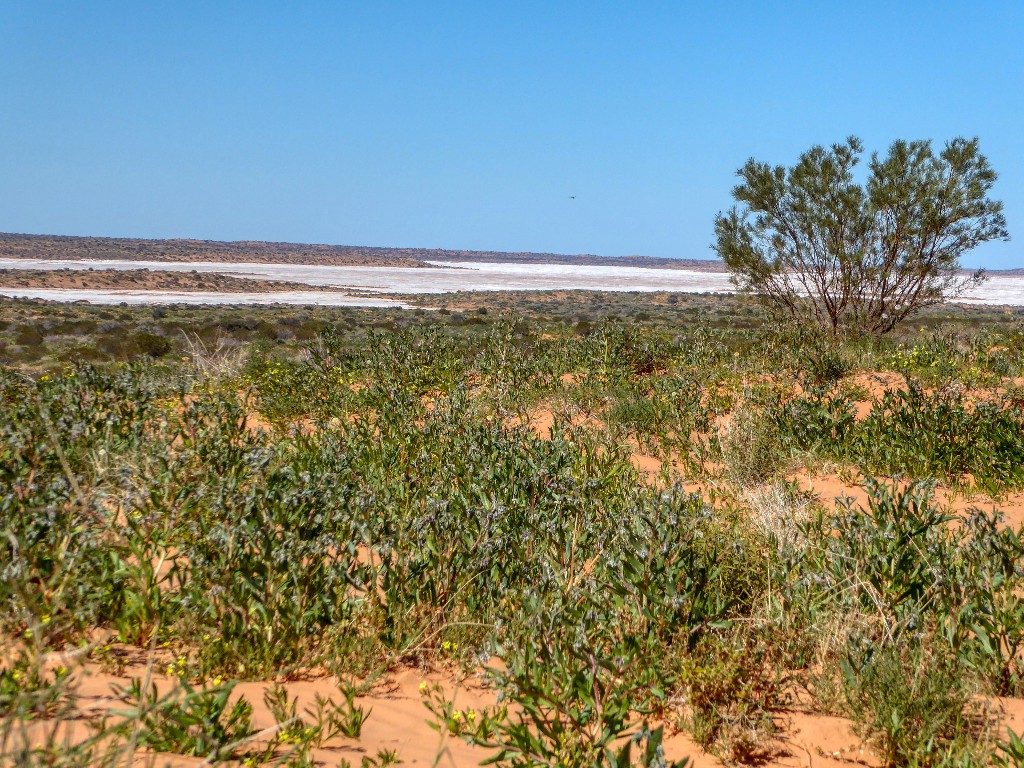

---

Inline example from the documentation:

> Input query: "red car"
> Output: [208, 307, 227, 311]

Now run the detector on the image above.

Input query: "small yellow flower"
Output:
[418, 681, 429, 695]
[467, 710, 476, 722]
[452, 710, 462, 722]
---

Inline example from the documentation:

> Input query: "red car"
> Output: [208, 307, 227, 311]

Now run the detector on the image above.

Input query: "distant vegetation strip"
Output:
[0, 268, 333, 293]
[0, 231, 725, 271]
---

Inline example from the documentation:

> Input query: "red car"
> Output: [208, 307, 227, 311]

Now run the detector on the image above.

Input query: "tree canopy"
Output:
[713, 137, 1009, 335]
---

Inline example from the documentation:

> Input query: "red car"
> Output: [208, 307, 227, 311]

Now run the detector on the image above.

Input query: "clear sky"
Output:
[1, 1, 1021, 267]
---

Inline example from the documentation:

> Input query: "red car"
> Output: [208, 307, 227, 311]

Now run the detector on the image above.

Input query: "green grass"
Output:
[3, 296, 1024, 765]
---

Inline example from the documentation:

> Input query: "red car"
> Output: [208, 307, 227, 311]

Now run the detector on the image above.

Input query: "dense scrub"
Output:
[4, 300, 1024, 766]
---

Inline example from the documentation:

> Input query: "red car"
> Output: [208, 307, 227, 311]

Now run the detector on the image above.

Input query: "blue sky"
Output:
[1, 1, 1021, 267]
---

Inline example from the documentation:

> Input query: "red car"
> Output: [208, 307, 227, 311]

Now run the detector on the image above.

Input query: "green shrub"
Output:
[134, 331, 172, 358]
[777, 381, 1024, 491]
[675, 633, 782, 763]
[721, 401, 787, 486]
[14, 324, 44, 346]
[855, 384, 1024, 490]
[111, 677, 254, 760]
[841, 642, 983, 767]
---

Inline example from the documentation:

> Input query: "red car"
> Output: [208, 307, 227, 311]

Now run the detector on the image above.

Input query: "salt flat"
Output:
[0, 258, 1022, 306]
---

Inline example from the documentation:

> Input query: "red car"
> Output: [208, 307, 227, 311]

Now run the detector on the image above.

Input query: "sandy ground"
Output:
[788, 471, 1024, 528]
[14, 658, 1024, 767]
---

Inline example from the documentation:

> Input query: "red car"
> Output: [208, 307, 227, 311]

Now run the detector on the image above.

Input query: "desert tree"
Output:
[713, 136, 1009, 335]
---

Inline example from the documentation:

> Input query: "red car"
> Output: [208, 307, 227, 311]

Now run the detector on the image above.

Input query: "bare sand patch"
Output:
[29, 658, 1024, 767]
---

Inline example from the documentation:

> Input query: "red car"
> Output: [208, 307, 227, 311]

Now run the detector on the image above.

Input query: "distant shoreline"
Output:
[0, 267, 332, 293]
[0, 231, 725, 272]
[0, 232, 1014, 275]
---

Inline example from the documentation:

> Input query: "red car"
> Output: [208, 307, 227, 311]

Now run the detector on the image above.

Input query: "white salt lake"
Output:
[0, 258, 1022, 307]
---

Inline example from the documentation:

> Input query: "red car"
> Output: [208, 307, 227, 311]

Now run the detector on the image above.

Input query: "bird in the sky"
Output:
[569, 196, 576, 199]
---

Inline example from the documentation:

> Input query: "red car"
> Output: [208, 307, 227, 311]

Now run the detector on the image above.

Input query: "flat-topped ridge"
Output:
[0, 232, 724, 271]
